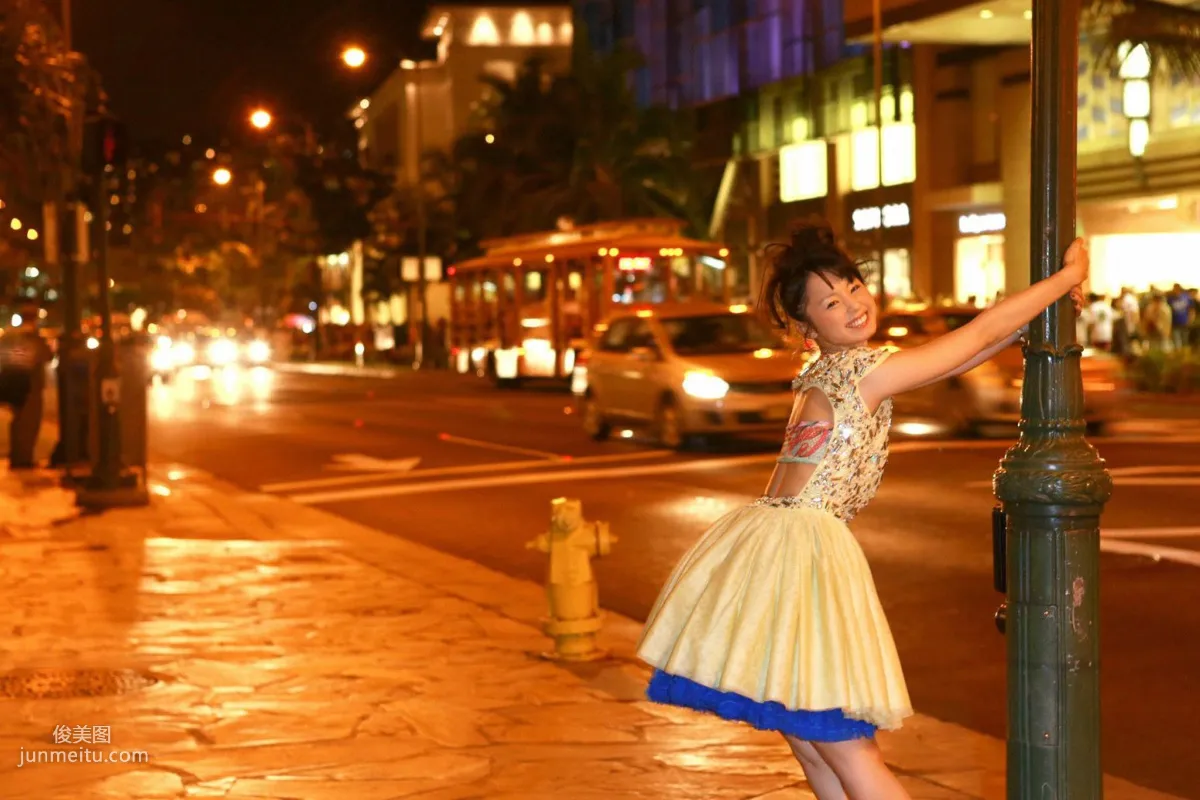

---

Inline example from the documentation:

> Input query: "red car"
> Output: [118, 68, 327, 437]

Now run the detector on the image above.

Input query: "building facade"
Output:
[346, 2, 573, 337]
[357, 2, 574, 185]
[575, 0, 914, 300]
[581, 0, 1200, 307]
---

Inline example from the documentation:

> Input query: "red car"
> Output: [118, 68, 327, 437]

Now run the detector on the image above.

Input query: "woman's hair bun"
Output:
[756, 216, 866, 332]
[789, 218, 839, 252]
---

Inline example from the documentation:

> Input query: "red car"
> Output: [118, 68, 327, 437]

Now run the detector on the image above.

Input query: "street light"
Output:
[1119, 41, 1152, 158]
[341, 46, 367, 69]
[212, 167, 233, 186]
[250, 108, 273, 130]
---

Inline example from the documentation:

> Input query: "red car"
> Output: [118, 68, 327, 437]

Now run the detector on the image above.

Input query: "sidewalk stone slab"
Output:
[0, 470, 1183, 800]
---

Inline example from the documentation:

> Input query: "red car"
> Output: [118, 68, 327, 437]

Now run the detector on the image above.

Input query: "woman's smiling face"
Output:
[802, 272, 878, 349]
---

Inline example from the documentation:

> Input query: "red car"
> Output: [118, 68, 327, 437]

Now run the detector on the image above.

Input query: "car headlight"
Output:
[682, 370, 729, 400]
[246, 340, 271, 363]
[209, 339, 238, 365]
[150, 348, 174, 371]
[173, 342, 196, 365]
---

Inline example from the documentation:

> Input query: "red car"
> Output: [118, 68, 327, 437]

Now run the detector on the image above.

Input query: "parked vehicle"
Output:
[872, 305, 1127, 436]
[572, 303, 805, 449]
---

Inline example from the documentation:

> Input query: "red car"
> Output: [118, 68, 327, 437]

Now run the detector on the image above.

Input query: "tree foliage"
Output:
[1086, 0, 1200, 78]
[0, 0, 98, 208]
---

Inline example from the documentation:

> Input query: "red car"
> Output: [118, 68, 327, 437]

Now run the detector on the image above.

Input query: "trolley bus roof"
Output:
[450, 218, 728, 273]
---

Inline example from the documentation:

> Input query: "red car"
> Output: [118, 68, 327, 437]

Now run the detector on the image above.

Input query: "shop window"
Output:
[883, 249, 912, 300]
[510, 12, 535, 45]
[483, 60, 517, 84]
[468, 14, 502, 46]
[779, 140, 828, 202]
[849, 123, 916, 191]
[955, 235, 1006, 305]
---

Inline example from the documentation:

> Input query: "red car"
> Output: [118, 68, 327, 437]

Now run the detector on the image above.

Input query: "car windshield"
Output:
[661, 314, 783, 355]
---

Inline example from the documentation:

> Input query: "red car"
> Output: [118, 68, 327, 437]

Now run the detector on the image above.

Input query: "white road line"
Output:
[1100, 539, 1200, 568]
[1106, 465, 1200, 477]
[1103, 527, 1200, 540]
[285, 434, 1200, 500]
[259, 449, 675, 493]
[437, 433, 564, 460]
[288, 452, 773, 505]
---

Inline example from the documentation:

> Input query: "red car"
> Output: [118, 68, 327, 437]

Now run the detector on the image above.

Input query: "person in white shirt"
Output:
[1087, 294, 1114, 350]
[1076, 302, 1094, 346]
[1119, 287, 1141, 344]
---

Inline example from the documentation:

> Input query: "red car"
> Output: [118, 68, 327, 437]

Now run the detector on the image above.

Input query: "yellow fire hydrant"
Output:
[526, 497, 617, 661]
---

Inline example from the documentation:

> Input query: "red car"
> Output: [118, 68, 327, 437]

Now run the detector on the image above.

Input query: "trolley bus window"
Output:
[613, 257, 668, 304]
[525, 270, 546, 301]
[660, 314, 783, 356]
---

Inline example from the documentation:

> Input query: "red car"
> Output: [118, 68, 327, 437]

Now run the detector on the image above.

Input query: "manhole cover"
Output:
[0, 668, 159, 699]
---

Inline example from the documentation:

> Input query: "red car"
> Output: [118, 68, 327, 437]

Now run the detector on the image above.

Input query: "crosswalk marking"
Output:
[260, 449, 676, 494]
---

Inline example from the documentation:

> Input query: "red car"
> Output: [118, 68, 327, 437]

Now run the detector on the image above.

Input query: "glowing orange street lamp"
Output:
[341, 45, 367, 69]
[250, 108, 273, 130]
[212, 167, 232, 186]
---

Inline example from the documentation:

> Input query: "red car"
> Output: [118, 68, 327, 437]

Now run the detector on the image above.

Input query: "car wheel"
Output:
[656, 397, 687, 450]
[582, 393, 611, 441]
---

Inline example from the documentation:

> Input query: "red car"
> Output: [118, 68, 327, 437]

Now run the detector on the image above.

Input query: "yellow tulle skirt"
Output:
[636, 503, 912, 738]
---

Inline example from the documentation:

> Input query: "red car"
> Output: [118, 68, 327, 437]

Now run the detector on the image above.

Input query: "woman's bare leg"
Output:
[783, 735, 847, 800]
[811, 738, 911, 800]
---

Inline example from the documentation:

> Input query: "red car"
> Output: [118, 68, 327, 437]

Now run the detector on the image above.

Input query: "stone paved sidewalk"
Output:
[0, 466, 1182, 800]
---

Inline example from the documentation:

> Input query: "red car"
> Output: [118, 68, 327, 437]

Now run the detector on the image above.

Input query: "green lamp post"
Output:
[992, 0, 1114, 797]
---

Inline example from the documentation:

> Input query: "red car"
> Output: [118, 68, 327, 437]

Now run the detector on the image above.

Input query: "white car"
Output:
[573, 304, 806, 449]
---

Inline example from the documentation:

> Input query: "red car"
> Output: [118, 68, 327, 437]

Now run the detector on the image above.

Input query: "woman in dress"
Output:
[636, 221, 1088, 799]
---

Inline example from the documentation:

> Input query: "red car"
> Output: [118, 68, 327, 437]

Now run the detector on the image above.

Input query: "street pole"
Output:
[992, 0, 1112, 796]
[872, 0, 886, 304]
[52, 0, 86, 471]
[86, 167, 122, 488]
[256, 176, 267, 325]
[79, 118, 146, 509]
[413, 65, 428, 369]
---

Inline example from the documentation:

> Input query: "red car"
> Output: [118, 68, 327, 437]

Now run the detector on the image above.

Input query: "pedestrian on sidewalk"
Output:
[0, 304, 52, 469]
[637, 220, 1089, 800]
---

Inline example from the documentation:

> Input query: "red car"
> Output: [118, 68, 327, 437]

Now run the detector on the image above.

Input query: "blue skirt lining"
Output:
[646, 670, 876, 742]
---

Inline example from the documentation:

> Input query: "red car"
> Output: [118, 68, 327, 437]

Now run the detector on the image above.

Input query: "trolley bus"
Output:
[447, 219, 735, 387]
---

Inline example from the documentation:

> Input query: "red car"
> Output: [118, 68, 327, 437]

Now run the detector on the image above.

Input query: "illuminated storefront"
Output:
[1080, 193, 1200, 296]
[843, 185, 914, 301]
[954, 211, 1006, 305]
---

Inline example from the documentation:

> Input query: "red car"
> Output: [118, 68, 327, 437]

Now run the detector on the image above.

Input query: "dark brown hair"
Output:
[758, 218, 867, 331]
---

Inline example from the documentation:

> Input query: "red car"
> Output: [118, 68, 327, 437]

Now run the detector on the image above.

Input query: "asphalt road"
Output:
[148, 364, 1200, 798]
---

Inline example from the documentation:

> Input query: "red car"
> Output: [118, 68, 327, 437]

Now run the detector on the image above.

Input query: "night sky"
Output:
[72, 1, 429, 150]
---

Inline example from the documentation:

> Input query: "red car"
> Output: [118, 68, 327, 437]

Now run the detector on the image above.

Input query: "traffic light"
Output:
[82, 116, 128, 176]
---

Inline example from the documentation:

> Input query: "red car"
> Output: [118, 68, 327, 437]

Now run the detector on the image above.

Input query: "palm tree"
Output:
[1087, 0, 1200, 76]
[425, 43, 710, 258]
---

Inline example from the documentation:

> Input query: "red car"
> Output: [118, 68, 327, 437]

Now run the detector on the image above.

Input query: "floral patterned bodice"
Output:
[755, 346, 893, 522]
